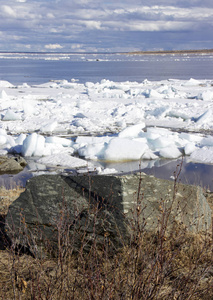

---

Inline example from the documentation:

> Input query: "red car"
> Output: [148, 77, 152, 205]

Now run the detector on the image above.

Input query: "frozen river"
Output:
[0, 52, 213, 190]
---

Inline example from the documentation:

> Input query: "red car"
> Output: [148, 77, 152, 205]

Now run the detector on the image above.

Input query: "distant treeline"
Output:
[125, 49, 213, 55]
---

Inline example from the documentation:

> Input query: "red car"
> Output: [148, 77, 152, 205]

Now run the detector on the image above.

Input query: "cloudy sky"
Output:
[0, 0, 213, 52]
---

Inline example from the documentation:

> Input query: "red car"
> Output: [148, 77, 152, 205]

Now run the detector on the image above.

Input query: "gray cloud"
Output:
[0, 0, 212, 51]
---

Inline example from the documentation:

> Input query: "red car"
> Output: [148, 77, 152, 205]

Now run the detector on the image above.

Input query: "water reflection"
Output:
[95, 157, 213, 190]
[0, 157, 213, 191]
[142, 159, 213, 190]
[0, 169, 32, 189]
[93, 158, 173, 174]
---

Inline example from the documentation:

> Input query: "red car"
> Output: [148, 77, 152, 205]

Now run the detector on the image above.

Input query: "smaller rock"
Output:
[0, 155, 27, 174]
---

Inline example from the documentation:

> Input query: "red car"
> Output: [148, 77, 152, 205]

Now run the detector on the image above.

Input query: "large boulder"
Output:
[5, 173, 212, 256]
[5, 175, 127, 256]
[72, 173, 212, 232]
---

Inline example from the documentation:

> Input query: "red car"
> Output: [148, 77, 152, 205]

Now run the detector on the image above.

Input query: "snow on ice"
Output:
[0, 78, 213, 174]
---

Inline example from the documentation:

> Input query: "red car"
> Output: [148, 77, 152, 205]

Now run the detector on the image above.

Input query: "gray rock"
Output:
[6, 175, 127, 256]
[5, 173, 212, 256]
[0, 155, 27, 174]
[120, 173, 212, 233]
[72, 173, 212, 232]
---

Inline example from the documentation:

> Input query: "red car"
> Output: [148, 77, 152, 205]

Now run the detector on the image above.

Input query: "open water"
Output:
[0, 52, 213, 85]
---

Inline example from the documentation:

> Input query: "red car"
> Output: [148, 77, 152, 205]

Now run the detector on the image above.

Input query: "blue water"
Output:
[0, 52, 213, 85]
[1, 157, 213, 190]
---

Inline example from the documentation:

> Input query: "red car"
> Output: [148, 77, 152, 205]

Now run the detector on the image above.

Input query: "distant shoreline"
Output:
[0, 49, 213, 55]
[125, 49, 213, 55]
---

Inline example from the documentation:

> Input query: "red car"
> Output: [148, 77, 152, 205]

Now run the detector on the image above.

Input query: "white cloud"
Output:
[47, 13, 55, 19]
[49, 28, 62, 33]
[105, 19, 194, 32]
[1, 5, 17, 18]
[71, 43, 83, 49]
[81, 20, 102, 30]
[44, 43, 64, 50]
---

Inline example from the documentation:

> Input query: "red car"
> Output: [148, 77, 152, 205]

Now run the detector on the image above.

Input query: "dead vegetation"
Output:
[0, 167, 212, 299]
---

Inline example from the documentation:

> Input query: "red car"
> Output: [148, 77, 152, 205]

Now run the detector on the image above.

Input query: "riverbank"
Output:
[126, 49, 213, 55]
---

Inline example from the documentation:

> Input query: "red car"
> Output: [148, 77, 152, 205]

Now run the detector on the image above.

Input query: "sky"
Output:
[0, 0, 213, 52]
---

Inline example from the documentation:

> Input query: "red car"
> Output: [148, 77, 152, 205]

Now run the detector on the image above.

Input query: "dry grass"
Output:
[0, 169, 212, 299]
[205, 191, 213, 215]
[0, 230, 212, 299]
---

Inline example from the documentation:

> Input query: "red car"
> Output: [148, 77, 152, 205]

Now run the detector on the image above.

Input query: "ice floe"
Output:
[0, 78, 213, 173]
